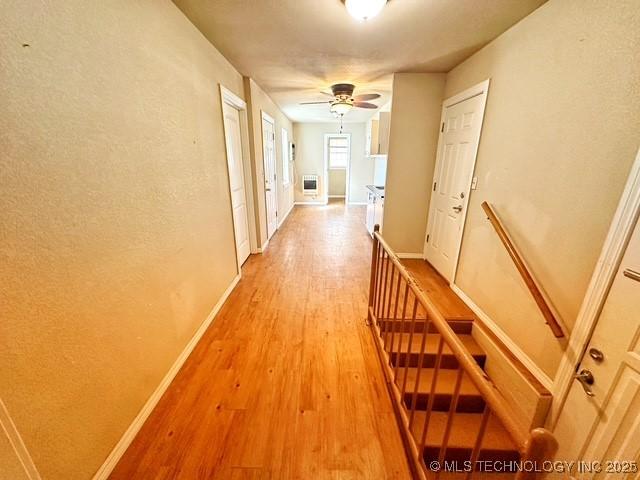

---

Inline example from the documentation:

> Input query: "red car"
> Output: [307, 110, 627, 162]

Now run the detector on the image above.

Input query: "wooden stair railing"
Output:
[481, 202, 566, 338]
[368, 225, 558, 480]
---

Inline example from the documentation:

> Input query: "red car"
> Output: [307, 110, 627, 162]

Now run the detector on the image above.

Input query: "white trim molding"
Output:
[219, 85, 246, 110]
[451, 283, 554, 391]
[347, 201, 368, 206]
[93, 274, 241, 480]
[260, 110, 275, 125]
[295, 200, 328, 206]
[550, 147, 640, 426]
[255, 238, 269, 254]
[396, 253, 425, 260]
[278, 202, 295, 229]
[0, 399, 41, 479]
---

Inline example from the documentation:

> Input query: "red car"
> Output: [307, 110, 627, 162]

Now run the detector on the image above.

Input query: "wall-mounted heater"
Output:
[302, 175, 318, 196]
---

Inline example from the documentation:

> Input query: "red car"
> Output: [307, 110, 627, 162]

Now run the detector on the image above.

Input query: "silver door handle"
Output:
[452, 205, 463, 213]
[574, 369, 595, 397]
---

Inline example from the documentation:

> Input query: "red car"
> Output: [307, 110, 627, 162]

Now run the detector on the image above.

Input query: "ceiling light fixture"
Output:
[345, 0, 387, 21]
[330, 100, 353, 116]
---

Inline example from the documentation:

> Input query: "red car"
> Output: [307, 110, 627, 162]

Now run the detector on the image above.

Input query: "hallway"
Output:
[110, 201, 411, 479]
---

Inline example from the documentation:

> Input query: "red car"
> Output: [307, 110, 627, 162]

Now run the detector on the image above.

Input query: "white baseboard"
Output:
[294, 200, 327, 205]
[92, 274, 241, 480]
[396, 253, 424, 259]
[256, 238, 269, 253]
[348, 201, 368, 206]
[277, 202, 295, 229]
[451, 283, 553, 391]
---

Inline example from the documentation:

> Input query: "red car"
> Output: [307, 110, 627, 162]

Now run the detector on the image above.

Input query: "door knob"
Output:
[452, 205, 463, 213]
[574, 369, 595, 397]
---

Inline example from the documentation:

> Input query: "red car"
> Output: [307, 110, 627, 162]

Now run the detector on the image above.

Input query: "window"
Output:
[327, 135, 350, 169]
[281, 128, 290, 186]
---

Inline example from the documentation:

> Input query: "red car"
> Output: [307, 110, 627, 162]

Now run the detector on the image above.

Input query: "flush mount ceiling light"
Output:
[344, 0, 388, 21]
[330, 100, 353, 116]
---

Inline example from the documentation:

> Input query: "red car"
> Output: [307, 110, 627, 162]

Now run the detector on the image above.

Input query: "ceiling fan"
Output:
[299, 83, 381, 116]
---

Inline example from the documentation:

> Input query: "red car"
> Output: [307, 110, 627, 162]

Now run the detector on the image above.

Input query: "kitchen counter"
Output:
[366, 184, 385, 198]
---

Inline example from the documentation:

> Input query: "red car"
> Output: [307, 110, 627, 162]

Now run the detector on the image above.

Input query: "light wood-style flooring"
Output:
[110, 200, 411, 479]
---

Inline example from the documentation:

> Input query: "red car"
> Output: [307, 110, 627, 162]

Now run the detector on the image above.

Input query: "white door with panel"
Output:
[222, 102, 251, 266]
[554, 216, 640, 474]
[424, 83, 489, 282]
[262, 114, 278, 240]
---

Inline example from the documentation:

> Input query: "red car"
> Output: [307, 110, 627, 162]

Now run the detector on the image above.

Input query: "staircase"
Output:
[381, 317, 520, 470]
[367, 226, 558, 480]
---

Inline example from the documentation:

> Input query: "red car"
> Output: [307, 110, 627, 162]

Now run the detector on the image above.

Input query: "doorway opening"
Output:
[324, 133, 351, 204]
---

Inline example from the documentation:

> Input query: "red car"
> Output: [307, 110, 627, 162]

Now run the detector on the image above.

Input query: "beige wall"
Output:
[293, 123, 372, 204]
[446, 0, 640, 378]
[244, 78, 294, 243]
[329, 169, 347, 196]
[0, 1, 250, 478]
[383, 73, 446, 254]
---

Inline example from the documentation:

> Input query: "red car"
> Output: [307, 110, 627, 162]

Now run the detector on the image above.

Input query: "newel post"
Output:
[368, 225, 381, 324]
[515, 428, 559, 480]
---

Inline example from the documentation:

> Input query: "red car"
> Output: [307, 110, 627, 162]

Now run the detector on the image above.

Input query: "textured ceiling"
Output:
[174, 0, 546, 122]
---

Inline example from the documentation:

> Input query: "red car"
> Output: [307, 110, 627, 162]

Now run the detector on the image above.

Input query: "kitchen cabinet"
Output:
[366, 112, 390, 156]
[378, 112, 391, 155]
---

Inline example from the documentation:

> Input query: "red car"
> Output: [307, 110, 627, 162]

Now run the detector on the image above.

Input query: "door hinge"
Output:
[441, 122, 445, 133]
[426, 234, 430, 243]
[433, 182, 437, 191]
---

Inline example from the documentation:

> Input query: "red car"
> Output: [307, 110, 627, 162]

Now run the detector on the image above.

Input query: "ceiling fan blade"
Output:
[320, 91, 335, 97]
[353, 102, 378, 109]
[353, 93, 381, 101]
[299, 101, 332, 105]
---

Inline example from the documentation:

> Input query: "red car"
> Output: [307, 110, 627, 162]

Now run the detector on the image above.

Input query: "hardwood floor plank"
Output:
[110, 200, 411, 479]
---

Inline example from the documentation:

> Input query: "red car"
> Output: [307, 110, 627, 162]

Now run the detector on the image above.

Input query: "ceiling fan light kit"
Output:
[345, 0, 388, 21]
[299, 83, 381, 118]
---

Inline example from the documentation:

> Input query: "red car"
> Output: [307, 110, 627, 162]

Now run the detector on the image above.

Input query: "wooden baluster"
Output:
[380, 252, 391, 334]
[401, 297, 419, 399]
[368, 226, 380, 324]
[384, 268, 401, 351]
[393, 280, 410, 381]
[465, 406, 491, 480]
[418, 336, 445, 454]
[408, 313, 432, 428]
[375, 248, 386, 325]
[383, 263, 396, 349]
[436, 368, 465, 480]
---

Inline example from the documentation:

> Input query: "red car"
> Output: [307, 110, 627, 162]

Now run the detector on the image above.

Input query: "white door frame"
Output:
[550, 147, 640, 427]
[219, 84, 255, 274]
[261, 111, 278, 241]
[425, 79, 491, 282]
[324, 132, 351, 204]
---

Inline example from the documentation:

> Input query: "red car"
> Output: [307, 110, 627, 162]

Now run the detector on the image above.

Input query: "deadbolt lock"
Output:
[588, 347, 604, 363]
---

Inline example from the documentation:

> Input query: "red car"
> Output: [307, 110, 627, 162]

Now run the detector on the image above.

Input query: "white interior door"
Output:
[262, 114, 278, 239]
[554, 216, 640, 474]
[222, 102, 251, 266]
[424, 81, 489, 282]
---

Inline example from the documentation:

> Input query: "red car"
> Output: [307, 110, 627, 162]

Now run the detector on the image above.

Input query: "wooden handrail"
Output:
[368, 228, 558, 479]
[373, 230, 529, 449]
[481, 202, 566, 338]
